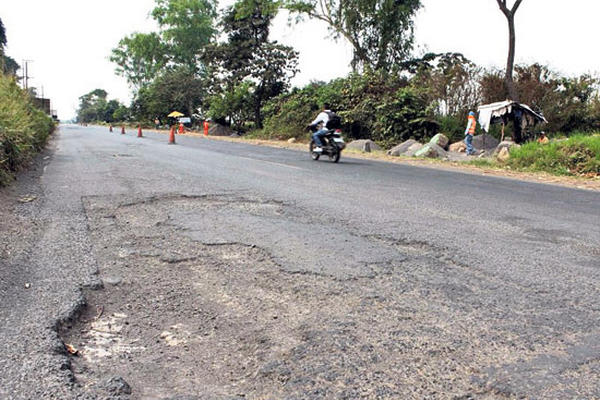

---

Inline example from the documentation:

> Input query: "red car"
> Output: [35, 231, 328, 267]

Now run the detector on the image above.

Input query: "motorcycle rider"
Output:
[309, 103, 333, 153]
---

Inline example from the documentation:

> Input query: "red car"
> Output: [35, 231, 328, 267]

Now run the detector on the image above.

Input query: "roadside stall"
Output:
[477, 101, 547, 143]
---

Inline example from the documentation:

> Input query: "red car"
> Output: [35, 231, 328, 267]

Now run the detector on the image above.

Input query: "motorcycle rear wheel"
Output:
[330, 145, 341, 163]
[309, 141, 320, 160]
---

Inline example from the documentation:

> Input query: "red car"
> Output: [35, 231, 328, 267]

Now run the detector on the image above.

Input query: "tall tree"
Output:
[496, 0, 523, 101]
[110, 32, 169, 90]
[151, 0, 218, 69]
[206, 0, 298, 128]
[285, 0, 421, 72]
[1, 18, 7, 72]
[0, 18, 6, 53]
[76, 89, 128, 123]
[133, 66, 209, 120]
[111, 0, 218, 90]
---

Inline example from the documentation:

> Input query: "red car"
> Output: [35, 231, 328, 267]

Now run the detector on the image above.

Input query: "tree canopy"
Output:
[0, 18, 6, 52]
[76, 89, 128, 123]
[151, 0, 218, 68]
[206, 0, 298, 128]
[285, 0, 421, 72]
[110, 32, 169, 90]
[110, 0, 218, 89]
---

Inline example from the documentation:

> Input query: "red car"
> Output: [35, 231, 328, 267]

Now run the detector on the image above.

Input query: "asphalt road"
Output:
[1, 124, 599, 399]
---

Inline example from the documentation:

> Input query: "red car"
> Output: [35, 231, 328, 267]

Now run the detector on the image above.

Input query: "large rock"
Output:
[346, 139, 381, 153]
[208, 123, 235, 136]
[472, 134, 500, 150]
[413, 143, 448, 159]
[494, 140, 521, 155]
[496, 146, 511, 162]
[404, 142, 424, 157]
[429, 133, 449, 149]
[449, 141, 467, 153]
[387, 139, 418, 156]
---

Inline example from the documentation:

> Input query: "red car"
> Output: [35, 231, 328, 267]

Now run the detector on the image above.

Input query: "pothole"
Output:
[58, 193, 575, 399]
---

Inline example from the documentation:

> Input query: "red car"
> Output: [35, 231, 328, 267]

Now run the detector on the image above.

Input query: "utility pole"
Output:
[21, 59, 33, 90]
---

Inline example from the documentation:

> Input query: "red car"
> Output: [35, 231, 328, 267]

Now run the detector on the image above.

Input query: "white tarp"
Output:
[477, 100, 547, 132]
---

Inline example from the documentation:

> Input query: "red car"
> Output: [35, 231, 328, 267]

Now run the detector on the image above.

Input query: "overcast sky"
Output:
[1, 0, 599, 120]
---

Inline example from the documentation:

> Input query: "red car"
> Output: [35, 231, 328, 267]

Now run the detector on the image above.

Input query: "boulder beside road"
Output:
[404, 142, 424, 157]
[388, 139, 418, 156]
[414, 143, 448, 159]
[449, 141, 467, 153]
[494, 140, 521, 155]
[347, 139, 381, 153]
[496, 147, 511, 162]
[473, 134, 500, 151]
[429, 133, 450, 150]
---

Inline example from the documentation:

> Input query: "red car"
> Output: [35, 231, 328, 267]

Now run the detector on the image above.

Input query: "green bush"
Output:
[0, 74, 54, 185]
[507, 134, 600, 175]
[261, 71, 437, 147]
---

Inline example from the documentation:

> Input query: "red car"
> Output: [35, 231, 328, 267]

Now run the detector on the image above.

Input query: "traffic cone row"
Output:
[110, 123, 181, 145]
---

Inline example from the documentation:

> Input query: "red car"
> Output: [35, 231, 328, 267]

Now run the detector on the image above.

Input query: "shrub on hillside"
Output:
[0, 74, 54, 185]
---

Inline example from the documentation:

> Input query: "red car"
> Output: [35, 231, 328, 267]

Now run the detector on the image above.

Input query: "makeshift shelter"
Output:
[477, 101, 547, 143]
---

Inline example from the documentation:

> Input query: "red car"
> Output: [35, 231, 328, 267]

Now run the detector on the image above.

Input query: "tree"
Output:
[76, 89, 128, 123]
[0, 18, 6, 53]
[1, 18, 7, 72]
[2, 56, 19, 76]
[411, 53, 482, 117]
[111, 0, 218, 90]
[110, 32, 169, 90]
[132, 67, 209, 121]
[151, 0, 218, 69]
[285, 0, 421, 71]
[206, 0, 298, 128]
[496, 0, 523, 101]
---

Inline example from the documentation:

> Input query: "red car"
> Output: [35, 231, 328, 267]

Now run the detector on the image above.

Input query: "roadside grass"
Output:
[466, 158, 498, 168]
[0, 74, 55, 186]
[507, 134, 600, 176]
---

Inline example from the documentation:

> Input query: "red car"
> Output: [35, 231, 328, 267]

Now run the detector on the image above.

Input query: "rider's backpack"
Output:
[325, 111, 342, 129]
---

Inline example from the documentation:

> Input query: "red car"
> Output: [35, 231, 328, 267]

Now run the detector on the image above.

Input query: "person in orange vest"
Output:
[203, 119, 210, 136]
[464, 111, 477, 155]
[537, 131, 549, 144]
[178, 123, 184, 134]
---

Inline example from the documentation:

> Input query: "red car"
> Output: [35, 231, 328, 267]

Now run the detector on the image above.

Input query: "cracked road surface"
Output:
[1, 125, 599, 399]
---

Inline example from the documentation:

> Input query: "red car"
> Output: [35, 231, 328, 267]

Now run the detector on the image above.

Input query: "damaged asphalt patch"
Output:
[54, 193, 600, 399]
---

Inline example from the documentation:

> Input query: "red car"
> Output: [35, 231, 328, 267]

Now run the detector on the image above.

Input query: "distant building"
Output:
[33, 97, 51, 115]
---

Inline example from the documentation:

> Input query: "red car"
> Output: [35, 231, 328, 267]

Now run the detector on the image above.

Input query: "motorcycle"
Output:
[308, 126, 346, 163]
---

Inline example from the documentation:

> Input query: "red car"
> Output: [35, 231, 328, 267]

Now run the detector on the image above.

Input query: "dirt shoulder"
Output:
[175, 130, 600, 192]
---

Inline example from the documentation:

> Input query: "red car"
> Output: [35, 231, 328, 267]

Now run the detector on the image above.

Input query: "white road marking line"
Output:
[237, 156, 305, 171]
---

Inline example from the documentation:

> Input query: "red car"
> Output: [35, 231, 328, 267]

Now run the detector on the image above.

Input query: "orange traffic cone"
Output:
[121, 126, 125, 135]
[168, 126, 176, 144]
[137, 125, 143, 138]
